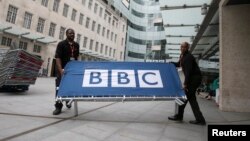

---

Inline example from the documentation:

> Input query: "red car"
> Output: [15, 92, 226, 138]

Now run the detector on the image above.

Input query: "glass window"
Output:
[114, 34, 117, 43]
[122, 0, 130, 9]
[108, 17, 111, 24]
[100, 44, 104, 53]
[107, 30, 110, 39]
[128, 20, 146, 31]
[97, 24, 101, 34]
[19, 41, 28, 50]
[41, 0, 49, 7]
[53, 0, 60, 12]
[104, 13, 107, 20]
[102, 27, 105, 37]
[49, 22, 56, 37]
[128, 51, 145, 59]
[132, 9, 145, 18]
[94, 3, 98, 14]
[120, 51, 123, 60]
[76, 34, 81, 44]
[89, 39, 94, 50]
[129, 36, 147, 45]
[59, 26, 66, 40]
[88, 0, 93, 9]
[85, 17, 90, 28]
[71, 9, 77, 21]
[109, 47, 112, 56]
[1, 36, 12, 47]
[121, 38, 124, 46]
[122, 25, 125, 32]
[62, 4, 69, 17]
[79, 13, 84, 25]
[83, 37, 88, 48]
[33, 44, 41, 53]
[6, 5, 18, 24]
[129, 36, 166, 46]
[128, 20, 164, 32]
[133, 0, 144, 5]
[105, 46, 108, 55]
[91, 21, 96, 31]
[82, 0, 86, 5]
[23, 12, 32, 29]
[99, 7, 103, 17]
[111, 32, 113, 41]
[37, 18, 45, 33]
[113, 49, 116, 57]
[95, 42, 99, 52]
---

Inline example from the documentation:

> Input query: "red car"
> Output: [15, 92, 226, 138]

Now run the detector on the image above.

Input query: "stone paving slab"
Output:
[0, 77, 250, 141]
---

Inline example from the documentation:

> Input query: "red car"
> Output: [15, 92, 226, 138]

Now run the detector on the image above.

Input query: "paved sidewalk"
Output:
[0, 77, 250, 141]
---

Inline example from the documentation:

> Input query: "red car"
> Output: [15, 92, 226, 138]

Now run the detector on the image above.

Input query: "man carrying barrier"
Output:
[55, 61, 186, 117]
[53, 28, 79, 115]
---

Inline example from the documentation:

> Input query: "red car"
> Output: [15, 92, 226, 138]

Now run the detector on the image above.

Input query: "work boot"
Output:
[53, 102, 63, 115]
[168, 115, 183, 121]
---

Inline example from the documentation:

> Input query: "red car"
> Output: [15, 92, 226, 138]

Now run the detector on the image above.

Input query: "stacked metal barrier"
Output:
[0, 48, 43, 88]
[0, 48, 9, 62]
[0, 48, 9, 87]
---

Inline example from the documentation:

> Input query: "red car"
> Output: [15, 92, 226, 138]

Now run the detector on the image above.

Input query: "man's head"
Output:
[66, 28, 75, 41]
[180, 42, 189, 54]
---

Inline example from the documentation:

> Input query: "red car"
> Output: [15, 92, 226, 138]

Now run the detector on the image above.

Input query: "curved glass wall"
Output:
[113, 0, 166, 61]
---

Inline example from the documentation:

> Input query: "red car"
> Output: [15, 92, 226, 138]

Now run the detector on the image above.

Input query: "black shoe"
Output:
[168, 115, 183, 121]
[53, 108, 62, 115]
[189, 120, 206, 125]
[53, 102, 63, 115]
[66, 101, 72, 109]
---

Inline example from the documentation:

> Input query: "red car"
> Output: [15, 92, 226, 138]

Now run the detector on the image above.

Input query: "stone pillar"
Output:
[219, 2, 250, 112]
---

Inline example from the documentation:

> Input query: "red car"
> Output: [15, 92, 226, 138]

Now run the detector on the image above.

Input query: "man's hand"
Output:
[59, 69, 64, 76]
[183, 84, 188, 92]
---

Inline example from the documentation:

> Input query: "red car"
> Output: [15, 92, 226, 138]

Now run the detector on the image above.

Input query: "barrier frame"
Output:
[56, 96, 186, 116]
[56, 61, 186, 116]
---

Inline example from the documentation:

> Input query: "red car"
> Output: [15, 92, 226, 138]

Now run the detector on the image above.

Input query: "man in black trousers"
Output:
[53, 28, 79, 115]
[168, 42, 206, 125]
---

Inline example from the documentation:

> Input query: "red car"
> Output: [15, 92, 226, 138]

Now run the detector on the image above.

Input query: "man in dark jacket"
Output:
[53, 28, 79, 115]
[168, 42, 206, 125]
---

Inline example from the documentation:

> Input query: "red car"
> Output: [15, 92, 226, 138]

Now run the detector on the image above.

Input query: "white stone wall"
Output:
[0, 0, 127, 76]
[219, 2, 250, 112]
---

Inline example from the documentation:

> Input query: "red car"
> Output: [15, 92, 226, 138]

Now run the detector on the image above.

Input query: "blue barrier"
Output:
[57, 61, 186, 116]
[58, 61, 185, 98]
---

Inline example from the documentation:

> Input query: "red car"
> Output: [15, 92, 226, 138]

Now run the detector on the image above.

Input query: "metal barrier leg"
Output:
[74, 100, 78, 117]
[174, 98, 185, 115]
[67, 99, 73, 107]
[174, 102, 179, 115]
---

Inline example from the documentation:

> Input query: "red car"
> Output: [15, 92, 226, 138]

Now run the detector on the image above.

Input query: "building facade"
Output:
[0, 0, 127, 76]
[112, 0, 166, 62]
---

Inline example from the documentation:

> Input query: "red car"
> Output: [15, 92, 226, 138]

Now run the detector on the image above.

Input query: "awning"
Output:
[160, 0, 219, 60]
[80, 48, 116, 61]
[0, 22, 57, 44]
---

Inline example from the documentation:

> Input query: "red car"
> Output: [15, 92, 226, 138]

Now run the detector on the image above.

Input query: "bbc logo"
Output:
[82, 69, 164, 88]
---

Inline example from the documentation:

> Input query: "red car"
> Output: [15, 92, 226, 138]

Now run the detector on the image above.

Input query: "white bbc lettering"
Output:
[82, 69, 163, 88]
[82, 69, 108, 87]
[138, 70, 163, 88]
[112, 70, 136, 87]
